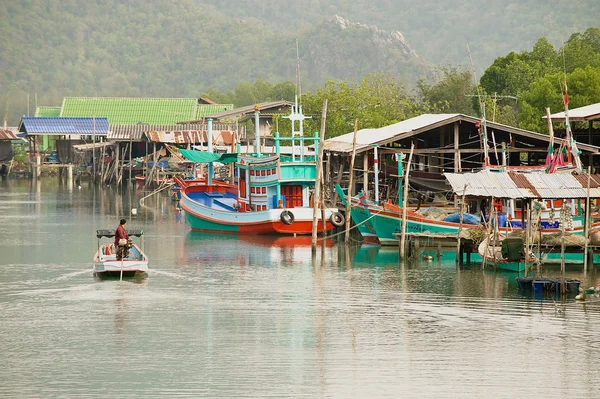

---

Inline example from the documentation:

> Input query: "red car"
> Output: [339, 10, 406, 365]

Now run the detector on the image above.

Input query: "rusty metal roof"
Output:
[144, 129, 233, 145]
[444, 170, 600, 199]
[0, 128, 21, 141]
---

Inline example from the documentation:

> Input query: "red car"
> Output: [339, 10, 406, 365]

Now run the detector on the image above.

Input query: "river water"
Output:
[1, 178, 600, 398]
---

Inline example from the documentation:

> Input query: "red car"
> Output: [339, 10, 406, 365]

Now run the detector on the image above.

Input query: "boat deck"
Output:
[99, 245, 144, 262]
[187, 191, 238, 211]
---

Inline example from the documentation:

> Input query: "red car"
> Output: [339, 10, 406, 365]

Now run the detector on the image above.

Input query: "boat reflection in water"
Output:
[183, 232, 336, 268]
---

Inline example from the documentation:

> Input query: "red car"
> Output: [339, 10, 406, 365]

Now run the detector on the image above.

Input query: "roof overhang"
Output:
[322, 113, 600, 155]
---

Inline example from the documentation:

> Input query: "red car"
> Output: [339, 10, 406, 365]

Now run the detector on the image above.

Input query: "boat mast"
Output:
[283, 40, 309, 162]
[468, 44, 490, 170]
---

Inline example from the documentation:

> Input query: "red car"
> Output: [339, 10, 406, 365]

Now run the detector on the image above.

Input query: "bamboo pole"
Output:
[320, 169, 327, 237]
[455, 184, 468, 265]
[99, 142, 106, 184]
[146, 143, 157, 187]
[525, 201, 531, 277]
[560, 201, 566, 295]
[128, 135, 133, 186]
[118, 143, 129, 185]
[399, 142, 415, 259]
[92, 116, 96, 183]
[312, 99, 327, 246]
[583, 166, 592, 285]
[345, 120, 359, 243]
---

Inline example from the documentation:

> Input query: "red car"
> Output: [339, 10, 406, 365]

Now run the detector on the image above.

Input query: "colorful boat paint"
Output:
[178, 99, 342, 236]
[344, 193, 599, 246]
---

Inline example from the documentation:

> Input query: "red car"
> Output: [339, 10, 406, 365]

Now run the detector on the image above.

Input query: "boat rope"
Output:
[139, 181, 174, 205]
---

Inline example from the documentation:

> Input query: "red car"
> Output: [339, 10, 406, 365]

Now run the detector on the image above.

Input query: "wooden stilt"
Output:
[583, 164, 592, 286]
[312, 99, 327, 247]
[345, 120, 359, 244]
[455, 184, 468, 266]
[128, 136, 133, 185]
[399, 142, 415, 259]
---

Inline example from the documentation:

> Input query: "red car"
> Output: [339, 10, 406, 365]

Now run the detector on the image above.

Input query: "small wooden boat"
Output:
[478, 234, 536, 272]
[93, 229, 148, 277]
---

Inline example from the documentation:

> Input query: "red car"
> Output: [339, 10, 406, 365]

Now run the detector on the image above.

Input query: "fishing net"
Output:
[461, 228, 486, 246]
[416, 206, 449, 221]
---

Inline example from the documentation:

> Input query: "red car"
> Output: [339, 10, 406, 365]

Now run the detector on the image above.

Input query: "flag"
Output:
[563, 81, 569, 107]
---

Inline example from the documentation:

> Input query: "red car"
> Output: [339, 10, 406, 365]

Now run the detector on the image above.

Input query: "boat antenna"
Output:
[296, 38, 302, 105]
[467, 43, 489, 170]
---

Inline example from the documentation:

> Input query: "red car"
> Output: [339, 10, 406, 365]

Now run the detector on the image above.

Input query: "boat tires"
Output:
[280, 210, 295, 225]
[330, 212, 345, 227]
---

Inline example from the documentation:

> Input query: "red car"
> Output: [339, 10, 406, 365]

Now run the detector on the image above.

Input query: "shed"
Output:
[18, 117, 109, 163]
[321, 113, 600, 204]
[0, 128, 22, 163]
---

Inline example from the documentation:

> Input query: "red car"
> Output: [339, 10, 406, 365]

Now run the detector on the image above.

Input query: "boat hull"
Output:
[93, 243, 149, 274]
[180, 185, 335, 235]
[351, 200, 599, 246]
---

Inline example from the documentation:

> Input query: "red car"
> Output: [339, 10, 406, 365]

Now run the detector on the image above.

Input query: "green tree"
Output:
[518, 66, 600, 132]
[417, 66, 477, 115]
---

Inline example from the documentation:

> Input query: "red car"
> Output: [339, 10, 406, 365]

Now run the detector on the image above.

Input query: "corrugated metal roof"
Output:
[545, 102, 600, 122]
[323, 114, 459, 153]
[144, 130, 233, 145]
[188, 101, 292, 122]
[108, 123, 207, 141]
[18, 117, 109, 136]
[0, 128, 21, 140]
[322, 113, 600, 154]
[444, 170, 600, 199]
[34, 106, 61, 117]
[60, 97, 233, 125]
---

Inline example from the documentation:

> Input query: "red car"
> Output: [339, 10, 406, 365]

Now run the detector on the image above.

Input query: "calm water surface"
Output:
[2, 178, 600, 398]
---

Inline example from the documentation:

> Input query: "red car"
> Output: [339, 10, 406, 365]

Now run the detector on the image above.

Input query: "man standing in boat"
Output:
[115, 219, 130, 260]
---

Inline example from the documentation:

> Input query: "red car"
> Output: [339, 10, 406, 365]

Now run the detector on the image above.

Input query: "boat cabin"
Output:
[235, 153, 316, 212]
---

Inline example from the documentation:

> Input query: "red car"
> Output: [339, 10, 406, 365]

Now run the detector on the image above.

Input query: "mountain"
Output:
[0, 1, 428, 125]
[200, 0, 600, 68]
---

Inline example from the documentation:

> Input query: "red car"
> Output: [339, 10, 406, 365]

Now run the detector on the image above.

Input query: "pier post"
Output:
[345, 120, 358, 244]
[399, 143, 414, 259]
[35, 155, 41, 178]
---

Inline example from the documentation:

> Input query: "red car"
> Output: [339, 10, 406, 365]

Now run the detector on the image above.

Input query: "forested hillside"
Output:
[0, 0, 428, 124]
[202, 0, 600, 68]
[3, 0, 599, 127]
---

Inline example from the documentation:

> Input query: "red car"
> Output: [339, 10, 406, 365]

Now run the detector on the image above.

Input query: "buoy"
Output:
[422, 255, 433, 261]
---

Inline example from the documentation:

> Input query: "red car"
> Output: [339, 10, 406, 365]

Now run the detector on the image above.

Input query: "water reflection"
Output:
[3, 180, 600, 397]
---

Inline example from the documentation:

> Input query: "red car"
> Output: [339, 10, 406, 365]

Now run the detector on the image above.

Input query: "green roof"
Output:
[196, 104, 234, 119]
[35, 106, 61, 117]
[60, 97, 230, 125]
